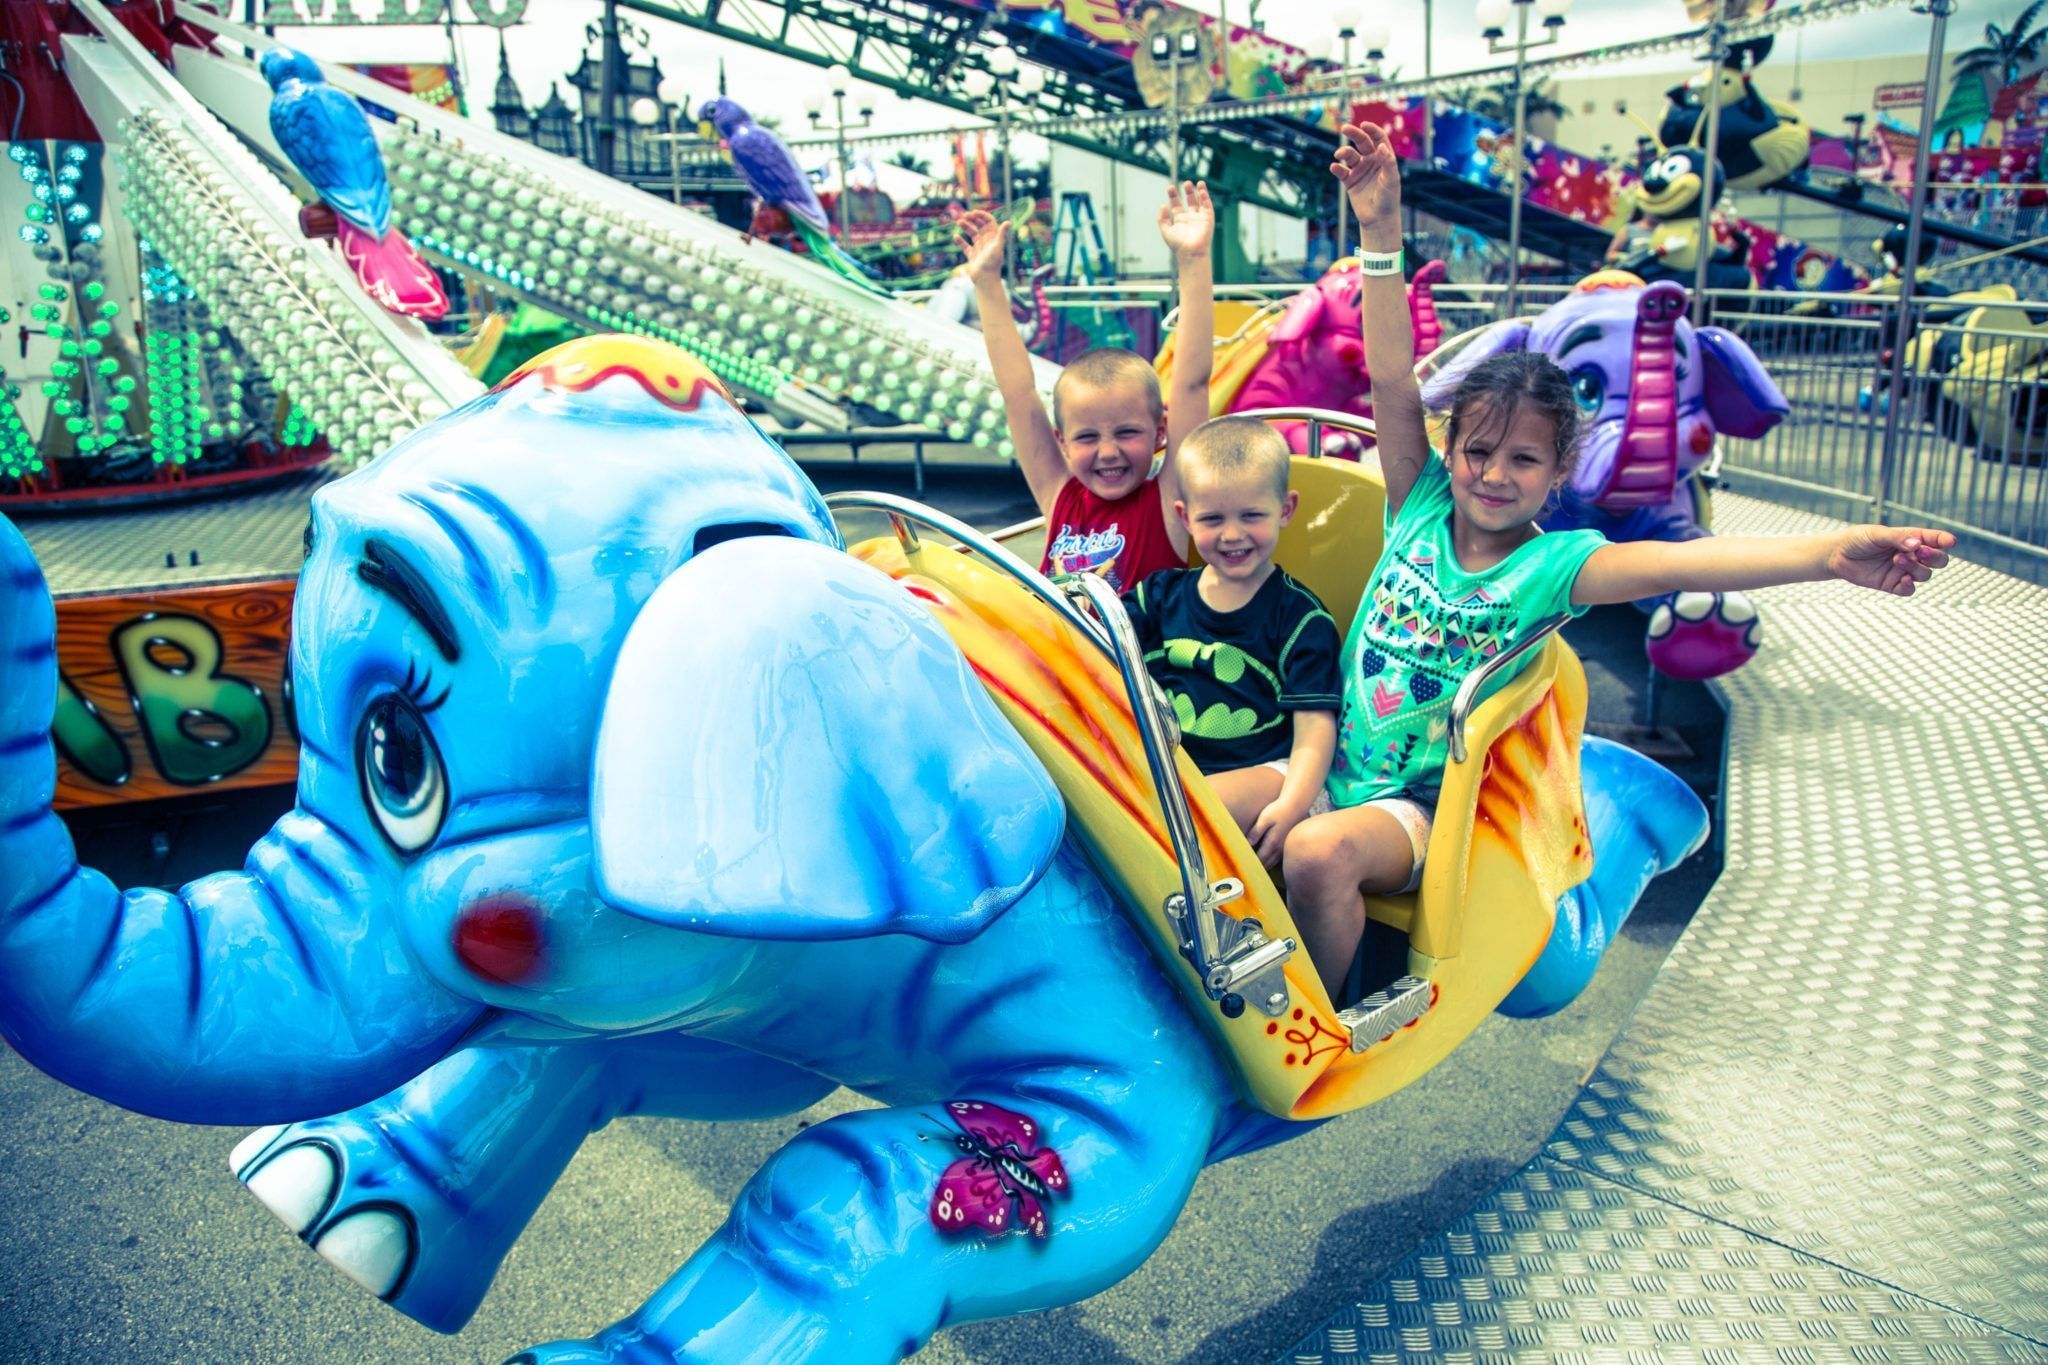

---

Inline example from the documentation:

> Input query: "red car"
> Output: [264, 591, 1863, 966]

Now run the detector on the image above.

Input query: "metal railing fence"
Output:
[1007, 281, 2048, 580]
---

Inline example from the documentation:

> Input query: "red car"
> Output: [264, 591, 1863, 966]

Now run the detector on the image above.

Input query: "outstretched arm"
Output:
[957, 211, 1066, 516]
[1571, 526, 1956, 606]
[1333, 121, 1431, 514]
[1159, 181, 1216, 523]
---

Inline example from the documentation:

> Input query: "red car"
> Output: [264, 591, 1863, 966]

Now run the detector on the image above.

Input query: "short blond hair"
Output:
[1180, 416, 1292, 501]
[1051, 348, 1164, 430]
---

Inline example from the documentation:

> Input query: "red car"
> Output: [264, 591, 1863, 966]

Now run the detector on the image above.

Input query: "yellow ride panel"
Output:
[849, 458, 1595, 1120]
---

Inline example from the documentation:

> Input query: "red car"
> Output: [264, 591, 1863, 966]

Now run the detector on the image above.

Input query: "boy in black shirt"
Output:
[1124, 417, 1341, 867]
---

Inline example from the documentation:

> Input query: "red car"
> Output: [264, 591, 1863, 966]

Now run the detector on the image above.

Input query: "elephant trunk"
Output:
[1601, 281, 1689, 510]
[0, 520, 481, 1125]
[1408, 260, 1449, 362]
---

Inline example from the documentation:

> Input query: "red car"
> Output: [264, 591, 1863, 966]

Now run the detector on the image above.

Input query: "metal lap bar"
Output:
[1448, 613, 1569, 764]
[823, 491, 1295, 1016]
[1061, 574, 1294, 1014]
[1229, 407, 1377, 459]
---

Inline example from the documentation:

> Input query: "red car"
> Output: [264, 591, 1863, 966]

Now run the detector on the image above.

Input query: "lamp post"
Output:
[628, 94, 661, 184]
[632, 79, 692, 206]
[1876, 0, 1955, 522]
[1321, 8, 1388, 261]
[807, 64, 873, 247]
[1149, 23, 1205, 185]
[1478, 0, 1571, 317]
[965, 44, 1046, 285]
[1691, 0, 1732, 325]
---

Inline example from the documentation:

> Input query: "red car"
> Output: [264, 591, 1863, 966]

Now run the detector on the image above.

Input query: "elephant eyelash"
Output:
[1675, 364, 1690, 383]
[400, 658, 452, 713]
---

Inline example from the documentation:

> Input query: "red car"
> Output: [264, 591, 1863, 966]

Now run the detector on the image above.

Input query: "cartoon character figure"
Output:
[0, 336, 1704, 1361]
[1423, 272, 1789, 679]
[1615, 145, 1754, 293]
[262, 47, 448, 321]
[1161, 259, 1447, 459]
[1656, 37, 1810, 192]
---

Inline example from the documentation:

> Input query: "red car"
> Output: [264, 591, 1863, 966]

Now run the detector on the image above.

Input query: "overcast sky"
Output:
[268, 0, 2010, 159]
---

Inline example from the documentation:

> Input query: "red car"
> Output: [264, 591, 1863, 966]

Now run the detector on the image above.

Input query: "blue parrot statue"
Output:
[262, 47, 448, 322]
[698, 96, 886, 294]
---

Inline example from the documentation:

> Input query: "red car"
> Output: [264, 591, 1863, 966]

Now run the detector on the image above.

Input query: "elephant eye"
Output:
[1569, 366, 1606, 414]
[356, 693, 448, 855]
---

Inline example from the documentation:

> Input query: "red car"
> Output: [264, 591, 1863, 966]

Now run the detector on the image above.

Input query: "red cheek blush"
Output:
[454, 895, 547, 985]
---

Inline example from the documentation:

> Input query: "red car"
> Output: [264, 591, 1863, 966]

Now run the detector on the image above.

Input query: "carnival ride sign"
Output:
[1874, 82, 1926, 109]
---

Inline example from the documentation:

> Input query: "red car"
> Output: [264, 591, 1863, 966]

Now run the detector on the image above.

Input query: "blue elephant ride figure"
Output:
[1422, 270, 1790, 680]
[0, 336, 1704, 1362]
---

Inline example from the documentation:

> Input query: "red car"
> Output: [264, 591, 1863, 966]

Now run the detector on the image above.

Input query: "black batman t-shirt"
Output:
[1124, 567, 1342, 773]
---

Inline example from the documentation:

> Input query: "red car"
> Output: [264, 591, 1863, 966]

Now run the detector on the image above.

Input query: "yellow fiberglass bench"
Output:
[829, 419, 1594, 1122]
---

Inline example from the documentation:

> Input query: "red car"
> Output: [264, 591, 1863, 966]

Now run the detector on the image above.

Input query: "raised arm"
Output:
[1159, 181, 1217, 516]
[1571, 525, 1956, 607]
[1333, 121, 1431, 514]
[957, 210, 1066, 515]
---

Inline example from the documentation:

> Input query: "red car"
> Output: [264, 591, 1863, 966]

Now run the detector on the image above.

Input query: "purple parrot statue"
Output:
[699, 97, 885, 294]
[262, 47, 448, 322]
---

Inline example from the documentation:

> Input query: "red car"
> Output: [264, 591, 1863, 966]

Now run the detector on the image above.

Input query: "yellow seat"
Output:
[1154, 298, 1283, 417]
[846, 455, 1593, 1120]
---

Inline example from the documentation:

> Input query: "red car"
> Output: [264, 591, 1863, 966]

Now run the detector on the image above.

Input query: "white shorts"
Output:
[1356, 795, 1434, 894]
[1261, 757, 1333, 816]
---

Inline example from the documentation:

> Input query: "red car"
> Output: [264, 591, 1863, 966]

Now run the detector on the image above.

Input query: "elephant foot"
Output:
[1645, 590, 1760, 680]
[230, 1116, 505, 1334]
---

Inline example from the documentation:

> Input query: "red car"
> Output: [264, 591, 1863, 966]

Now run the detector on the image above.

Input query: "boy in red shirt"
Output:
[956, 183, 1217, 591]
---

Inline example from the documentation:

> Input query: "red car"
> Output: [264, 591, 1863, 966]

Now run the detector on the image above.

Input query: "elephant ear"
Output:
[592, 537, 1065, 943]
[1497, 736, 1708, 1019]
[1267, 283, 1328, 345]
[1696, 325, 1790, 438]
[1417, 319, 1531, 410]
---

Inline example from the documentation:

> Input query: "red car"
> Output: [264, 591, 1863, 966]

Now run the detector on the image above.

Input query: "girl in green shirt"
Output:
[1284, 121, 1957, 1001]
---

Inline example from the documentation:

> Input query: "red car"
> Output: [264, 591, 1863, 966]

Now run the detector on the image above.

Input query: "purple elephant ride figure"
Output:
[1225, 258, 1449, 458]
[1421, 270, 1789, 680]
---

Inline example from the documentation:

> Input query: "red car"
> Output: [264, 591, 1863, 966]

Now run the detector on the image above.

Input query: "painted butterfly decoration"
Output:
[926, 1099, 1071, 1240]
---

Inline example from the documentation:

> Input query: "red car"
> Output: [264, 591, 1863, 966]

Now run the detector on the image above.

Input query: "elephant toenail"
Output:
[243, 1143, 337, 1235]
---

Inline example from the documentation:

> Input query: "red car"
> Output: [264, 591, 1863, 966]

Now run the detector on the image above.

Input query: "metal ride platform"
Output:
[1281, 492, 2048, 1362]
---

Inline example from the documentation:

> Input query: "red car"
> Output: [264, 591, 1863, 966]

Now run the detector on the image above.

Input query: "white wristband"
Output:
[1357, 248, 1403, 276]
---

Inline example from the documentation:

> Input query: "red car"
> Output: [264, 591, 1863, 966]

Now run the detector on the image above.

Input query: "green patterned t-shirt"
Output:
[1327, 455, 1605, 808]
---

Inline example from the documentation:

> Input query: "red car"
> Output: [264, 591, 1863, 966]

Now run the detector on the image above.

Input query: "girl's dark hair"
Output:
[1440, 351, 1583, 476]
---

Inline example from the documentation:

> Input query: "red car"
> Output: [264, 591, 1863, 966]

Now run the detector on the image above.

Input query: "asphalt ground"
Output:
[0, 459, 1722, 1364]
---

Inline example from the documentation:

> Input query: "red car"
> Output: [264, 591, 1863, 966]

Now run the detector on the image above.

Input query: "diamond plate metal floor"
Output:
[1283, 494, 2048, 1363]
[14, 471, 325, 596]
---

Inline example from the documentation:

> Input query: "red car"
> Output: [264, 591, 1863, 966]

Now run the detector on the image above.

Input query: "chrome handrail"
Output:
[824, 490, 1296, 1015]
[1228, 407, 1377, 459]
[823, 491, 1102, 644]
[1447, 613, 1569, 765]
[1061, 573, 1229, 985]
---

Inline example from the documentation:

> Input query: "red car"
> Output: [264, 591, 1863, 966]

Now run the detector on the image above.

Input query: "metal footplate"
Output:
[1337, 975, 1434, 1051]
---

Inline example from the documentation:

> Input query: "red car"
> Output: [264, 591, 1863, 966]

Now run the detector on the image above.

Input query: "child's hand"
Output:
[1158, 181, 1214, 261]
[1248, 797, 1307, 868]
[1825, 526, 1956, 596]
[1331, 120, 1401, 229]
[954, 209, 1007, 285]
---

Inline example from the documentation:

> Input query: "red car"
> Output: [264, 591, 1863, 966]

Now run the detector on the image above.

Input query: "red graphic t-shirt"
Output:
[1040, 478, 1184, 593]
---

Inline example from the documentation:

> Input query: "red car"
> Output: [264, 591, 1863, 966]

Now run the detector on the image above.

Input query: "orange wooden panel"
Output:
[50, 579, 299, 810]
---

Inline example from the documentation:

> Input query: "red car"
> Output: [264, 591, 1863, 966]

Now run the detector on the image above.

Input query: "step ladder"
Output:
[1051, 192, 1134, 356]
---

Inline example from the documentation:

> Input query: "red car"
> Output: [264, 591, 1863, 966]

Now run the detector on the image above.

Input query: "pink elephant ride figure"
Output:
[1421, 270, 1790, 680]
[1175, 257, 1448, 459]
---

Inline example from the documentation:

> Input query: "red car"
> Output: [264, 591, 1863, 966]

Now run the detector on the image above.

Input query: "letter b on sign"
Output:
[114, 614, 273, 785]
